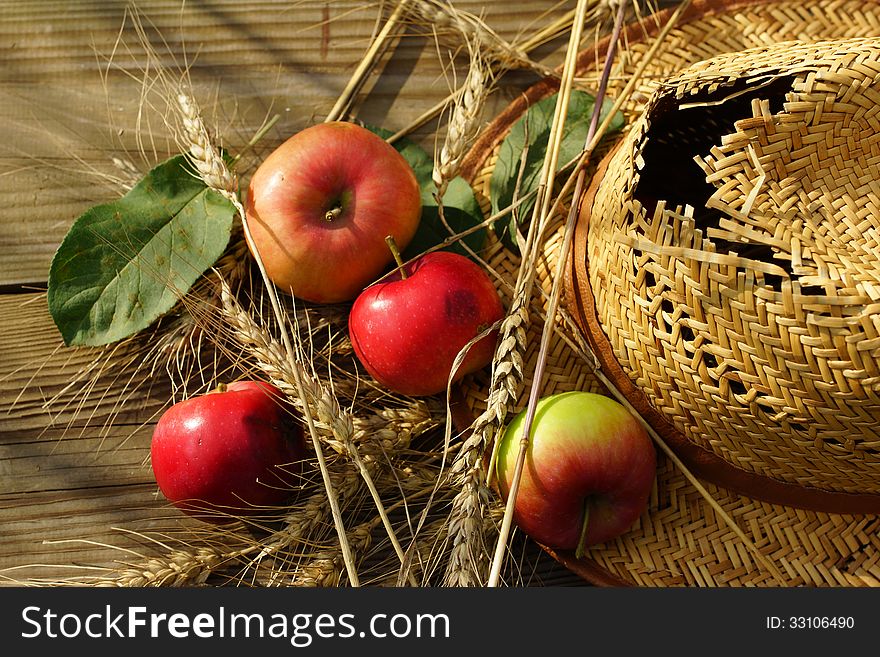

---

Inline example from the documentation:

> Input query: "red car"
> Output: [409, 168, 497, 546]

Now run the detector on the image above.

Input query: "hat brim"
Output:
[459, 0, 880, 586]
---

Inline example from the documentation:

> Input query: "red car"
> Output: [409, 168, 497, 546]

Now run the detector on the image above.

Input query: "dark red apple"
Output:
[150, 380, 306, 522]
[244, 121, 422, 303]
[495, 391, 656, 555]
[348, 251, 505, 397]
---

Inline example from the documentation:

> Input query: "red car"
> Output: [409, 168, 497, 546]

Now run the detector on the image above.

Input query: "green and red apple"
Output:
[496, 391, 656, 555]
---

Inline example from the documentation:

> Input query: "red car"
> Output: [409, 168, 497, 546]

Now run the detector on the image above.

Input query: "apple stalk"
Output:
[385, 235, 409, 280]
[487, 0, 628, 588]
[575, 504, 591, 560]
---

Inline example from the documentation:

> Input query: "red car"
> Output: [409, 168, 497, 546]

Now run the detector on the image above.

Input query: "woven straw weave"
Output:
[459, 0, 880, 586]
[586, 36, 880, 500]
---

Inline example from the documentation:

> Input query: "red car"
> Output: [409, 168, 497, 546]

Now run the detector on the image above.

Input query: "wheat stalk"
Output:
[484, 0, 622, 588]
[443, 461, 496, 586]
[432, 40, 492, 202]
[291, 519, 380, 588]
[440, 287, 528, 586]
[218, 279, 430, 584]
[405, 0, 551, 76]
[99, 547, 229, 587]
[386, 3, 583, 145]
[250, 443, 446, 586]
[437, 78, 548, 587]
[242, 462, 363, 582]
[287, 472, 441, 588]
[175, 87, 238, 197]
[325, 0, 414, 122]
[442, 0, 604, 587]
[173, 83, 361, 585]
[218, 278, 440, 450]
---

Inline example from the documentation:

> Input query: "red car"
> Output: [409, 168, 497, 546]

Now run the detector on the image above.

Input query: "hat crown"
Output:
[587, 36, 880, 504]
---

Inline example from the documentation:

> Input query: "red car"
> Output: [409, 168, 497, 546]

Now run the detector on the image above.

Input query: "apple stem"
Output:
[385, 235, 408, 279]
[325, 206, 343, 223]
[575, 502, 591, 560]
[212, 382, 228, 394]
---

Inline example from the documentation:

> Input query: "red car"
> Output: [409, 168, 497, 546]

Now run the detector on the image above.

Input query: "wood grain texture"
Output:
[0, 292, 196, 581]
[0, 1, 586, 585]
[0, 0, 567, 286]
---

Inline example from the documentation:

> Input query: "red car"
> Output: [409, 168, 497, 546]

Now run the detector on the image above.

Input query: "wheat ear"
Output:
[174, 86, 360, 586]
[175, 87, 237, 196]
[406, 0, 551, 76]
[99, 547, 229, 587]
[291, 519, 380, 588]
[387, 3, 579, 145]
[483, 0, 607, 588]
[218, 280, 421, 583]
[441, 288, 529, 586]
[432, 40, 491, 201]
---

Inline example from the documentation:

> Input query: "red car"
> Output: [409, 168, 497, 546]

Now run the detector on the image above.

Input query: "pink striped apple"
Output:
[244, 121, 422, 303]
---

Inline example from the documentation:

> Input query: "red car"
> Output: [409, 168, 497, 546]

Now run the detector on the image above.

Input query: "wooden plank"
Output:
[0, 293, 170, 435]
[0, 292, 182, 581]
[0, 0, 570, 286]
[0, 1, 589, 586]
[0, 487, 186, 584]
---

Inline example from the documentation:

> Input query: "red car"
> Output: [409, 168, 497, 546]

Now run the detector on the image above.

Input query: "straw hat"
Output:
[460, 0, 880, 586]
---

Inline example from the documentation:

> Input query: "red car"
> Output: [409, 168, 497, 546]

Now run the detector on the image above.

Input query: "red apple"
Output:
[348, 251, 505, 397]
[244, 121, 422, 303]
[495, 391, 656, 555]
[150, 380, 306, 522]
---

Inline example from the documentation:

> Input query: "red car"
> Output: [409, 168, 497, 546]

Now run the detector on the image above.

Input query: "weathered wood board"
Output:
[0, 0, 585, 585]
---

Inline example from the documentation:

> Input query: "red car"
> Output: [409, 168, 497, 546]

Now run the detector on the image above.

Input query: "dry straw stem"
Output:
[325, 0, 414, 122]
[443, 0, 604, 588]
[172, 84, 361, 586]
[246, 464, 365, 581]
[405, 0, 551, 76]
[290, 517, 382, 587]
[388, 3, 581, 145]
[289, 479, 439, 587]
[487, 0, 630, 588]
[254, 456, 444, 587]
[218, 279, 431, 585]
[440, 295, 527, 587]
[239, 209, 359, 586]
[394, 514, 454, 586]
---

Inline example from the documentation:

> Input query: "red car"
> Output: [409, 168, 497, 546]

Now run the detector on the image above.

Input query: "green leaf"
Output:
[364, 124, 486, 259]
[489, 90, 625, 251]
[405, 176, 485, 261]
[47, 155, 236, 347]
